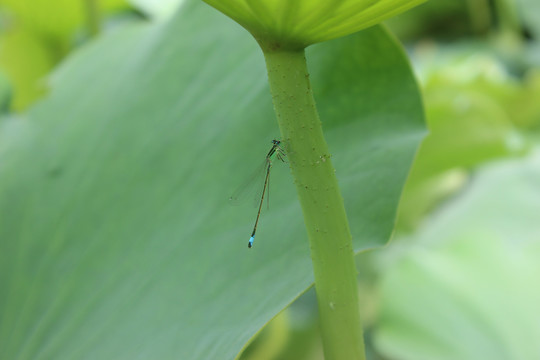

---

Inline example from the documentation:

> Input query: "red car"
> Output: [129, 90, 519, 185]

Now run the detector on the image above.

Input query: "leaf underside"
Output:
[0, 1, 425, 359]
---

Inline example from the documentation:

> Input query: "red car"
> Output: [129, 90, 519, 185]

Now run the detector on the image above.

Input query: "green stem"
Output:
[83, 0, 101, 37]
[260, 46, 365, 360]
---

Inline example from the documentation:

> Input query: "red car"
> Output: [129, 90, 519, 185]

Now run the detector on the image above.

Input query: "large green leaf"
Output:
[0, 1, 424, 359]
[375, 150, 540, 360]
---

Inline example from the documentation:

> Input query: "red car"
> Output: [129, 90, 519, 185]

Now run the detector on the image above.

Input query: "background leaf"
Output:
[0, 0, 126, 37]
[0, 0, 134, 110]
[375, 149, 540, 360]
[396, 50, 536, 230]
[515, 0, 540, 39]
[0, 1, 424, 359]
[0, 25, 54, 110]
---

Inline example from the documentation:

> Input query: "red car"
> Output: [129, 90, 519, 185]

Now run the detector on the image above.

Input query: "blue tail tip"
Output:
[248, 236, 254, 248]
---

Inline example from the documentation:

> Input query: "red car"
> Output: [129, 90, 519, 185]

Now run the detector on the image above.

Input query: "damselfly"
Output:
[231, 139, 286, 248]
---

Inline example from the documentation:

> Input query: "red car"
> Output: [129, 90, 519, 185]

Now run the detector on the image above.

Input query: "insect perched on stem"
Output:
[248, 140, 286, 248]
[231, 139, 286, 248]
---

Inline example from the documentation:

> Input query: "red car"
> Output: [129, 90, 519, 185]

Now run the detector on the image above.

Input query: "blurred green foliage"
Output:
[385, 2, 540, 356]
[385, 0, 482, 40]
[377, 150, 540, 360]
[0, 0, 129, 110]
[398, 48, 540, 230]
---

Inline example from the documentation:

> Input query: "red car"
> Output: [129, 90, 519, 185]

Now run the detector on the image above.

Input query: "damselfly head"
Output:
[272, 139, 280, 145]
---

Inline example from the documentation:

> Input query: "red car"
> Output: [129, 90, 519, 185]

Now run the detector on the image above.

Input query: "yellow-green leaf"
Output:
[202, 0, 426, 48]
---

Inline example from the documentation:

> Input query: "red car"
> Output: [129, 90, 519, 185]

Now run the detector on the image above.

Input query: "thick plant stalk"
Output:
[260, 46, 366, 360]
